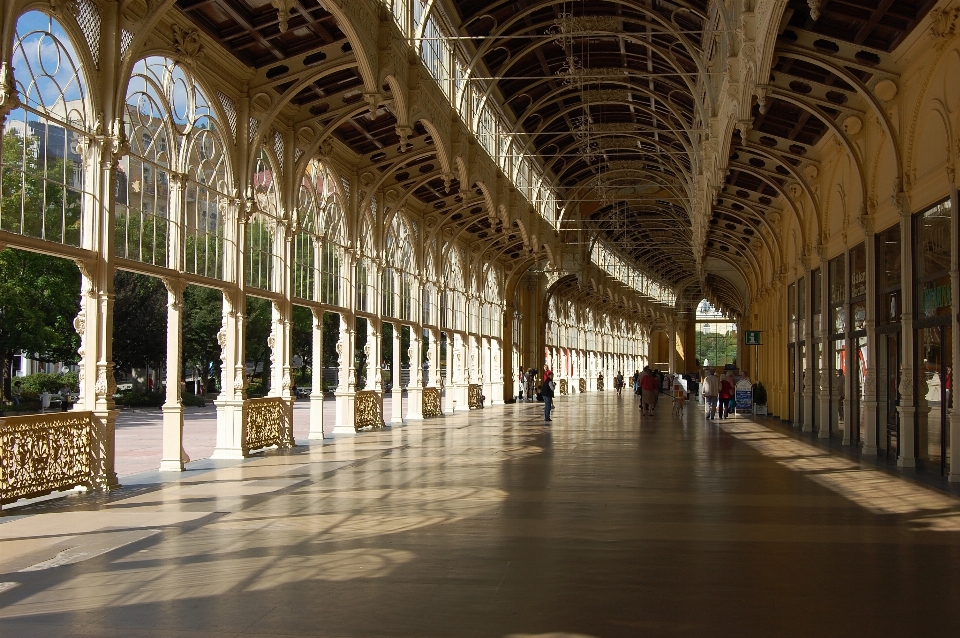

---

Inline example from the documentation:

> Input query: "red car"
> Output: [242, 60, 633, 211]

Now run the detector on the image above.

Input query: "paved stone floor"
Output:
[114, 398, 406, 477]
[2, 393, 960, 637]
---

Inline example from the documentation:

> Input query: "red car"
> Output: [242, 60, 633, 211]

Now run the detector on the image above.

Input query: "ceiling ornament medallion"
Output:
[271, 0, 297, 33]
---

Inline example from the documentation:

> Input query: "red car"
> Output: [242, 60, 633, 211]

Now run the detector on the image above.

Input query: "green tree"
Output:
[0, 248, 81, 398]
[355, 316, 367, 388]
[183, 285, 223, 392]
[245, 295, 272, 393]
[695, 326, 738, 368]
[322, 311, 340, 368]
[292, 305, 313, 383]
[112, 271, 166, 377]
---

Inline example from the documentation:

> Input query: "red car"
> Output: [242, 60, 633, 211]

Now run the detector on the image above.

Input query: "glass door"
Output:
[878, 331, 900, 458]
[788, 344, 796, 423]
[813, 341, 821, 433]
[917, 325, 951, 474]
[798, 342, 806, 425]
[831, 338, 846, 436]
[854, 335, 867, 446]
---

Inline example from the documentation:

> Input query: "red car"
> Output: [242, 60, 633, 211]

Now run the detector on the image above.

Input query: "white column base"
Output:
[454, 384, 470, 412]
[390, 390, 404, 425]
[333, 391, 356, 434]
[862, 445, 878, 456]
[405, 387, 424, 420]
[308, 394, 327, 439]
[159, 404, 187, 471]
[212, 399, 246, 459]
[897, 457, 917, 468]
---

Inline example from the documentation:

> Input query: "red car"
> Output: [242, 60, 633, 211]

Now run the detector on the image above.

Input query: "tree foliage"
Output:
[245, 295, 272, 392]
[183, 285, 223, 391]
[112, 271, 166, 374]
[322, 311, 339, 368]
[695, 327, 738, 368]
[0, 248, 81, 397]
[292, 305, 312, 381]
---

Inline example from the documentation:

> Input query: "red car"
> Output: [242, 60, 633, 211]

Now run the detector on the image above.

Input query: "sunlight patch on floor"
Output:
[720, 421, 960, 524]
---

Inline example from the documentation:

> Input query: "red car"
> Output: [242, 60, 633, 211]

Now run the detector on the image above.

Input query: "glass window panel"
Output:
[812, 268, 822, 334]
[916, 200, 951, 281]
[917, 275, 952, 319]
[788, 283, 797, 343]
[877, 223, 901, 290]
[798, 277, 806, 339]
[850, 243, 866, 299]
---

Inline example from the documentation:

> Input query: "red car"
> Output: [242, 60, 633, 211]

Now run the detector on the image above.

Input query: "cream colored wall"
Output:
[749, 3, 960, 416]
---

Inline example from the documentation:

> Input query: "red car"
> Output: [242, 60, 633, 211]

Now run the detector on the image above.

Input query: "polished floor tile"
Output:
[2, 393, 960, 637]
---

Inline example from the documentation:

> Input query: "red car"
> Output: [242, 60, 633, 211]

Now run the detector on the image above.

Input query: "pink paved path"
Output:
[114, 396, 408, 477]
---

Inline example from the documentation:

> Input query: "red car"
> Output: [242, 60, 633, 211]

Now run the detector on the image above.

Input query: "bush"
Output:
[18, 371, 79, 395]
[753, 382, 767, 405]
[114, 390, 164, 408]
[182, 392, 206, 407]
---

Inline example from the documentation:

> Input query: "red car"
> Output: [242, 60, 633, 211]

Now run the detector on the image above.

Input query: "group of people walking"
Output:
[700, 369, 738, 419]
[613, 367, 678, 416]
[522, 364, 742, 424]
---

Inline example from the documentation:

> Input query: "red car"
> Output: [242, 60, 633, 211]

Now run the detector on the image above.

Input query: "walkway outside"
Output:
[1, 393, 959, 636]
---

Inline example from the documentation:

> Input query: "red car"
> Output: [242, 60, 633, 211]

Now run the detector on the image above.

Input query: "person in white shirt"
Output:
[702, 369, 721, 419]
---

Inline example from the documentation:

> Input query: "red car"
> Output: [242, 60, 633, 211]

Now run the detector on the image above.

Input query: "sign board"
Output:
[744, 330, 762, 346]
[735, 379, 753, 411]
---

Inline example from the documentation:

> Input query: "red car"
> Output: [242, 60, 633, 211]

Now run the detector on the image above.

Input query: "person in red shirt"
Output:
[718, 372, 734, 419]
[640, 367, 659, 416]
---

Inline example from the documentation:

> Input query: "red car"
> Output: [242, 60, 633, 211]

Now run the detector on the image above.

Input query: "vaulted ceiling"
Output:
[174, 0, 939, 317]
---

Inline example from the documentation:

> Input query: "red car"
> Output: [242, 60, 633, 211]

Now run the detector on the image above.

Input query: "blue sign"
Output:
[735, 380, 753, 411]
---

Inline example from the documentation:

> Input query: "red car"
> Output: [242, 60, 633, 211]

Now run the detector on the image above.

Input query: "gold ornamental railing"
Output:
[579, 378, 586, 393]
[355, 391, 384, 430]
[422, 387, 442, 417]
[0, 411, 101, 506]
[468, 384, 483, 409]
[245, 397, 293, 453]
[559, 379, 568, 395]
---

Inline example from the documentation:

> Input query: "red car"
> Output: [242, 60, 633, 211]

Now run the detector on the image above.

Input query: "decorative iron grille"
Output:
[355, 391, 384, 430]
[468, 384, 483, 409]
[0, 412, 99, 506]
[422, 387, 442, 417]
[245, 397, 292, 453]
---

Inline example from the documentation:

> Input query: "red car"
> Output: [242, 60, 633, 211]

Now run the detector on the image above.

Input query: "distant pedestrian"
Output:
[640, 367, 658, 416]
[542, 372, 555, 421]
[719, 372, 734, 419]
[11, 381, 22, 407]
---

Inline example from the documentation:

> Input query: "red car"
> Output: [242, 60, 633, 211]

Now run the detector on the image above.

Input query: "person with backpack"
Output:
[702, 369, 720, 419]
[542, 372, 555, 422]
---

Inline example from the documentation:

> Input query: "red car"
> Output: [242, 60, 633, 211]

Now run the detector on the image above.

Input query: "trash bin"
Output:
[40, 392, 51, 411]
